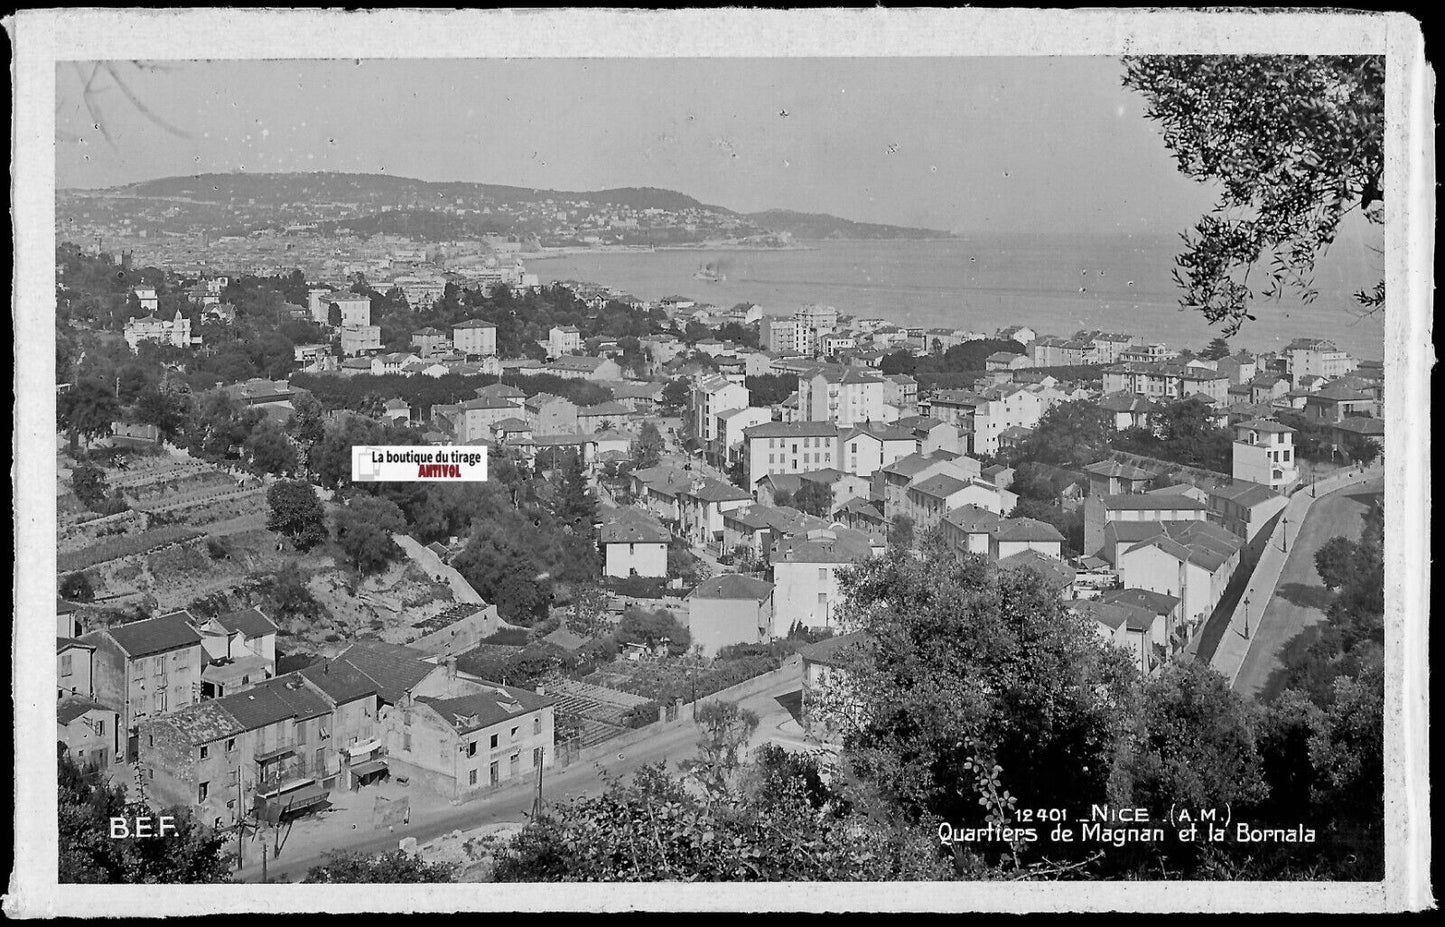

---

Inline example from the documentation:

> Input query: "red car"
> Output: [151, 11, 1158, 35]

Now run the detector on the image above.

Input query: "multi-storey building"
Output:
[80, 611, 206, 762]
[1285, 338, 1356, 381]
[1232, 419, 1299, 491]
[124, 310, 192, 351]
[742, 421, 840, 487]
[797, 366, 885, 427]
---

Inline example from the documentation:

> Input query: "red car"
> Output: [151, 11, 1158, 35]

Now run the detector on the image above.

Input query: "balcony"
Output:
[254, 743, 298, 763]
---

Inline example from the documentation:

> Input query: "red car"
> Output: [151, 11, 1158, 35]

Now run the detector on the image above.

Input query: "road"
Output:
[1232, 474, 1383, 700]
[235, 664, 804, 882]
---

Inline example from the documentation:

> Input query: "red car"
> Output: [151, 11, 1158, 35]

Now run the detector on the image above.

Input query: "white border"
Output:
[7, 7, 1431, 916]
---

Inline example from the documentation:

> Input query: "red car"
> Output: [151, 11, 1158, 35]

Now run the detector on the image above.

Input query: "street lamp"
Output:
[1243, 595, 1251, 639]
[1281, 515, 1289, 553]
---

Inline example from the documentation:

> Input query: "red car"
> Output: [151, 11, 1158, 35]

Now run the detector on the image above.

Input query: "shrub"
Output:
[607, 575, 666, 599]
[480, 627, 532, 646]
[205, 537, 228, 560]
[622, 701, 661, 728]
[59, 571, 95, 603]
[324, 633, 342, 643]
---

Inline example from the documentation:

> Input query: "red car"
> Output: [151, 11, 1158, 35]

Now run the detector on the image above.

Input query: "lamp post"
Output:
[1243, 595, 1251, 639]
[1281, 515, 1289, 553]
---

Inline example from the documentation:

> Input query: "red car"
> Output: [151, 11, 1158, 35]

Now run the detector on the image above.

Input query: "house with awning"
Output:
[138, 675, 338, 831]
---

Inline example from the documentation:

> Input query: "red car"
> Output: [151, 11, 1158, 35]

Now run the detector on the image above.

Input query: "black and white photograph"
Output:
[8, 8, 1432, 915]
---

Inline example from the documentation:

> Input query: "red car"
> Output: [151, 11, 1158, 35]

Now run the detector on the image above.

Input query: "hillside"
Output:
[745, 208, 953, 240]
[60, 171, 945, 244]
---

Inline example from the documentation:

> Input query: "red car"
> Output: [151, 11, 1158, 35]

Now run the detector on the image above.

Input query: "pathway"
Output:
[1232, 474, 1383, 700]
[1208, 462, 1384, 693]
[392, 534, 484, 605]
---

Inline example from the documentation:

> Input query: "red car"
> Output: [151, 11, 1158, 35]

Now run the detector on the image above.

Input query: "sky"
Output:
[54, 57, 1225, 235]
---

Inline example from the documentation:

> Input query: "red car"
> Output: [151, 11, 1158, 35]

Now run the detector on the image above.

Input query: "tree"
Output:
[70, 464, 110, 510]
[791, 480, 833, 518]
[59, 745, 233, 883]
[245, 421, 297, 476]
[59, 571, 95, 602]
[683, 320, 711, 344]
[551, 449, 597, 535]
[828, 550, 1138, 841]
[304, 850, 457, 883]
[266, 480, 328, 550]
[1201, 337, 1232, 361]
[1122, 56, 1385, 332]
[1313, 536, 1361, 591]
[615, 605, 690, 655]
[888, 514, 914, 550]
[259, 562, 321, 624]
[287, 390, 326, 451]
[133, 385, 187, 439]
[1014, 400, 1113, 469]
[333, 495, 406, 574]
[630, 421, 664, 470]
[58, 378, 119, 452]
[682, 700, 761, 802]
[661, 377, 691, 413]
[1125, 661, 1267, 814]
[490, 761, 952, 882]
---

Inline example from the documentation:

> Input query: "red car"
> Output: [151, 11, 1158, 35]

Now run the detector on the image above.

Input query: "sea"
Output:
[528, 233, 1386, 360]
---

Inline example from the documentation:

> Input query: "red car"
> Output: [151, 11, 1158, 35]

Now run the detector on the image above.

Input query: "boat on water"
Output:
[693, 262, 726, 283]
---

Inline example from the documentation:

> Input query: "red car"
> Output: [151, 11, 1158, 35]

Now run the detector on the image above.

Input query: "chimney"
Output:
[535, 684, 546, 696]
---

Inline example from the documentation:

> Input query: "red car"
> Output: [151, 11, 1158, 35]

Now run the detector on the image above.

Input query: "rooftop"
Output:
[690, 573, 775, 602]
[87, 611, 202, 658]
[797, 631, 869, 668]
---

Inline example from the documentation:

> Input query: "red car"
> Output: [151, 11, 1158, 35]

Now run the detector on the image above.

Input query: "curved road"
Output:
[1232, 474, 1383, 700]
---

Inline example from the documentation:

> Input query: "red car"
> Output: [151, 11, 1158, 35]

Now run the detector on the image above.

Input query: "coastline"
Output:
[525, 243, 816, 261]
[524, 237, 956, 261]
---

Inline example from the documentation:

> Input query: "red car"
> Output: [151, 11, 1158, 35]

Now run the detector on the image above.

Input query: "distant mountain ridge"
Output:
[65, 171, 949, 240]
[744, 208, 953, 240]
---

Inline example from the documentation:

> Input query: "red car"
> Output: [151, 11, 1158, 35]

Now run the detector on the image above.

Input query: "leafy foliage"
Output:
[1009, 400, 1113, 470]
[59, 745, 232, 883]
[333, 495, 406, 574]
[303, 850, 457, 883]
[1122, 55, 1384, 333]
[265, 480, 328, 551]
[630, 422, 665, 470]
[491, 760, 952, 882]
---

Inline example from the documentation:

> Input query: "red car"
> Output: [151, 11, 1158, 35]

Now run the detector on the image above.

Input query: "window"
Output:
[818, 568, 827, 581]
[468, 740, 477, 757]
[153, 691, 167, 713]
[295, 722, 307, 745]
[403, 732, 412, 752]
[510, 726, 519, 741]
[60, 655, 73, 677]
[198, 782, 209, 802]
[489, 762, 499, 785]
[469, 769, 478, 786]
[403, 710, 413, 726]
[154, 657, 165, 677]
[199, 745, 209, 760]
[490, 734, 498, 749]
[225, 738, 236, 753]
[96, 720, 105, 736]
[534, 717, 542, 736]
